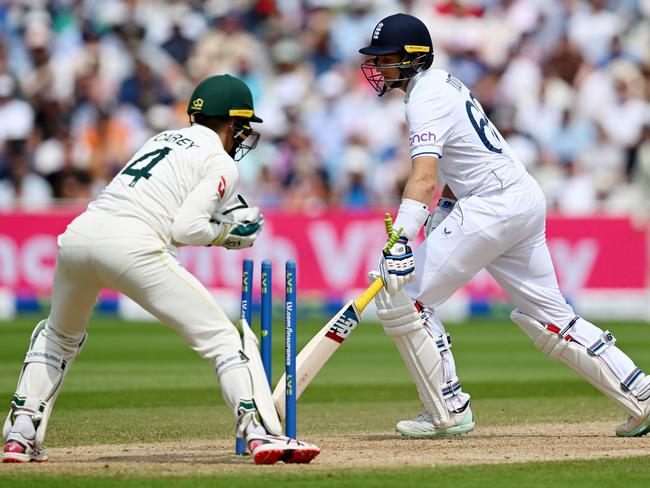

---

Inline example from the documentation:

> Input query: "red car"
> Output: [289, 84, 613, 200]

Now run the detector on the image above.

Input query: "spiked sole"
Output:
[2, 457, 27, 463]
[2, 441, 47, 463]
[2, 457, 48, 463]
[2, 452, 35, 463]
[253, 448, 285, 465]
[253, 447, 320, 465]
[284, 447, 320, 464]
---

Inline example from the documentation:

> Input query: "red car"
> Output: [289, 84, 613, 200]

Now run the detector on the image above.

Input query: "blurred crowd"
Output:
[0, 0, 649, 218]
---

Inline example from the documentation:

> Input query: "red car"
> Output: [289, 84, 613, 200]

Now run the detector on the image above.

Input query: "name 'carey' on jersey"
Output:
[153, 131, 200, 149]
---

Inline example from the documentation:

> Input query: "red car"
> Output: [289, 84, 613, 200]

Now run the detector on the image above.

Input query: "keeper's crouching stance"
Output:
[362, 13, 650, 438]
[2, 75, 319, 464]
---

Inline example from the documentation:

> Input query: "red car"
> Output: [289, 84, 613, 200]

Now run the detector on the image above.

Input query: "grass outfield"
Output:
[1, 314, 650, 486]
[2, 457, 650, 488]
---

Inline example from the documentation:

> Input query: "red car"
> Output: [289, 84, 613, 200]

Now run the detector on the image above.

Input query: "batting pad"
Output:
[375, 286, 450, 426]
[511, 309, 645, 417]
[241, 319, 283, 436]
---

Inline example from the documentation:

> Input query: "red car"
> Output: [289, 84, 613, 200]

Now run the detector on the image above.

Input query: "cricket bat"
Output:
[272, 213, 402, 420]
[272, 276, 385, 420]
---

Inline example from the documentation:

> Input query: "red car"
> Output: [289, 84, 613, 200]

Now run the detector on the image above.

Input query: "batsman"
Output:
[362, 14, 650, 438]
[2, 74, 319, 464]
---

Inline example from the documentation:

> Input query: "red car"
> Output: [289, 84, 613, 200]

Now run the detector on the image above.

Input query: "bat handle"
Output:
[385, 213, 394, 237]
[354, 277, 384, 313]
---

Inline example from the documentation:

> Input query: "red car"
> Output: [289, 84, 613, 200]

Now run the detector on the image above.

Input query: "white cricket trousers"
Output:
[5, 211, 252, 446]
[407, 174, 574, 326]
[405, 174, 650, 412]
[405, 175, 573, 411]
[50, 211, 242, 366]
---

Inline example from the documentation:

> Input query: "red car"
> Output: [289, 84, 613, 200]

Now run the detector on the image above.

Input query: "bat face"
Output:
[272, 301, 360, 419]
[272, 277, 384, 420]
[324, 303, 361, 344]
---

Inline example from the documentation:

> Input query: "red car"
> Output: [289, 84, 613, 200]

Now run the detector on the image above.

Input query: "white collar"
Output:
[404, 69, 425, 104]
[191, 123, 225, 150]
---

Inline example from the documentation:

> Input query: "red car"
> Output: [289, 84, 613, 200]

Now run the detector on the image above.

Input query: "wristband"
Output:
[393, 199, 429, 241]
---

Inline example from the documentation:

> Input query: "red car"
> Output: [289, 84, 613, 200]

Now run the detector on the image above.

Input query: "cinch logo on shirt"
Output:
[409, 131, 437, 146]
[373, 22, 383, 39]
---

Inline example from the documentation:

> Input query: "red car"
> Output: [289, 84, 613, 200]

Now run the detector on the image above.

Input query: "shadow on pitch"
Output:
[92, 453, 251, 465]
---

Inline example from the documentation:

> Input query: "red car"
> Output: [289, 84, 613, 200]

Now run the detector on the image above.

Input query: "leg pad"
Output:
[3, 320, 86, 448]
[375, 286, 450, 426]
[511, 309, 644, 417]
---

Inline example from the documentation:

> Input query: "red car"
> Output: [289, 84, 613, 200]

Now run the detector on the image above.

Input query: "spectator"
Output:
[554, 161, 598, 215]
[631, 123, 650, 220]
[118, 58, 174, 111]
[0, 141, 52, 210]
[545, 35, 584, 85]
[548, 108, 595, 164]
[0, 0, 646, 214]
[0, 75, 34, 143]
[48, 168, 92, 201]
[568, 0, 625, 64]
[162, 24, 194, 66]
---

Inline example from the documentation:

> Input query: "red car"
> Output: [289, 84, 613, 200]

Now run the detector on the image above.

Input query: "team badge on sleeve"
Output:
[217, 176, 226, 198]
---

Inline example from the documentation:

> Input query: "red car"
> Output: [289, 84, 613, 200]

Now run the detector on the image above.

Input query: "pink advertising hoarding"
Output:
[0, 210, 647, 301]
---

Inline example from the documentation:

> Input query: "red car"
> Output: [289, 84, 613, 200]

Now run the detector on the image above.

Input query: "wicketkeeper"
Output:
[2, 74, 320, 464]
[362, 13, 650, 438]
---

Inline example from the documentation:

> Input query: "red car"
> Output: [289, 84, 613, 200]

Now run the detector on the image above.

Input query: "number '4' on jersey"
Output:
[121, 147, 172, 187]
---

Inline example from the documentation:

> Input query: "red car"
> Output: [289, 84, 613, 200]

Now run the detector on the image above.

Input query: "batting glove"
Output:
[379, 236, 415, 296]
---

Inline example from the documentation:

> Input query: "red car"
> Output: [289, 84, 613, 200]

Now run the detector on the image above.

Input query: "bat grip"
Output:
[353, 277, 384, 313]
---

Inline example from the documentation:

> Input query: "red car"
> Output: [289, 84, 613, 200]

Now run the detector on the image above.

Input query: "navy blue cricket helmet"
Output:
[359, 13, 434, 96]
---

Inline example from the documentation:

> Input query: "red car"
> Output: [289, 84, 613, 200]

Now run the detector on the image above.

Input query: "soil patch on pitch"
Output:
[3, 421, 650, 476]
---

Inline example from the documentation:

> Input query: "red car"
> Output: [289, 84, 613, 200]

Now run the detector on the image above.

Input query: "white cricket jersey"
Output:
[87, 124, 239, 246]
[405, 68, 527, 198]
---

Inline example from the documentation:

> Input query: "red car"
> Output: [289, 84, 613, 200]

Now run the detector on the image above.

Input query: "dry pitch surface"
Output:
[3, 421, 649, 476]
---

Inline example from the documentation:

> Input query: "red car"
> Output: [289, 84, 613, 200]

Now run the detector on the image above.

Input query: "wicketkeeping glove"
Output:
[211, 194, 264, 249]
[379, 214, 415, 296]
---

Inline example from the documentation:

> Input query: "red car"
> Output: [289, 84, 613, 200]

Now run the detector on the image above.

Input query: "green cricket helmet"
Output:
[188, 74, 262, 160]
[188, 74, 262, 121]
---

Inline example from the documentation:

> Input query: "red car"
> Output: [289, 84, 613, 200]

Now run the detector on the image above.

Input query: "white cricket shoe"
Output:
[246, 433, 320, 465]
[396, 406, 475, 438]
[616, 398, 650, 437]
[2, 432, 48, 463]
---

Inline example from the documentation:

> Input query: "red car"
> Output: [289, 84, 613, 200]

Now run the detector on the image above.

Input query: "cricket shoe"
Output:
[616, 398, 650, 437]
[396, 406, 475, 438]
[2, 433, 48, 463]
[247, 433, 320, 465]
